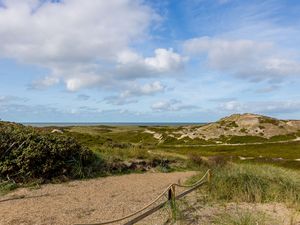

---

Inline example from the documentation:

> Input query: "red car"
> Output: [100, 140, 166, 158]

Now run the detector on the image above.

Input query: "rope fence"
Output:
[75, 169, 211, 225]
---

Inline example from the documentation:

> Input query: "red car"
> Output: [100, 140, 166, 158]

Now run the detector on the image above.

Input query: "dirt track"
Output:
[0, 171, 196, 225]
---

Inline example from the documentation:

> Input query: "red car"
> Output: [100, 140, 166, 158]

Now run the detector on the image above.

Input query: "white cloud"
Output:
[65, 74, 104, 92]
[105, 81, 166, 105]
[31, 76, 60, 89]
[184, 37, 300, 81]
[0, 0, 178, 91]
[117, 48, 185, 78]
[121, 81, 166, 97]
[219, 100, 300, 115]
[221, 101, 244, 111]
[151, 100, 173, 111]
[144, 48, 185, 73]
[151, 99, 198, 112]
[0, 0, 153, 63]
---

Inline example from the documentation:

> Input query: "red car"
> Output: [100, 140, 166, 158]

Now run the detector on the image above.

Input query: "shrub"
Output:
[188, 154, 228, 169]
[208, 155, 228, 167]
[188, 153, 205, 166]
[0, 122, 97, 182]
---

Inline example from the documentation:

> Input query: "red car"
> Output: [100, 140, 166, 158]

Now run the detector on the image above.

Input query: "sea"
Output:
[22, 122, 206, 127]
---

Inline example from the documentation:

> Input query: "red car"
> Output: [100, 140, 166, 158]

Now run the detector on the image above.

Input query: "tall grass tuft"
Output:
[190, 164, 300, 206]
[211, 210, 275, 225]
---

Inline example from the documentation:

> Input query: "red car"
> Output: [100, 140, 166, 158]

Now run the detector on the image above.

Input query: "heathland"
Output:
[0, 113, 300, 224]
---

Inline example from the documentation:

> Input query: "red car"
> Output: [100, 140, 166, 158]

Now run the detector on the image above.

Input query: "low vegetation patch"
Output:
[211, 210, 273, 225]
[189, 164, 300, 206]
[259, 116, 280, 125]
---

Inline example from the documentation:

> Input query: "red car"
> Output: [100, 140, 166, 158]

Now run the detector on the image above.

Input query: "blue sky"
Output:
[1, 0, 300, 122]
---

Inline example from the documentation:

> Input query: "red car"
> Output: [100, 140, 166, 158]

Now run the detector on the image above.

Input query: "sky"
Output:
[1, 0, 300, 122]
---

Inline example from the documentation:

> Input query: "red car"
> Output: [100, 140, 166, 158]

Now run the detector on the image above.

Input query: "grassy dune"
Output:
[63, 125, 300, 170]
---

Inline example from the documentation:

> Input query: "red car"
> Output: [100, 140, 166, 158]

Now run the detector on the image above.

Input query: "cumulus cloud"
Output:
[184, 37, 300, 82]
[123, 81, 166, 96]
[144, 48, 185, 73]
[105, 81, 166, 105]
[151, 99, 198, 112]
[117, 48, 185, 78]
[0, 0, 185, 91]
[219, 100, 300, 115]
[0, 0, 152, 63]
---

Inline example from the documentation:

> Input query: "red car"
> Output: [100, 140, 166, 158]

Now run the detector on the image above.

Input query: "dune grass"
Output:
[189, 163, 300, 207]
[211, 210, 274, 225]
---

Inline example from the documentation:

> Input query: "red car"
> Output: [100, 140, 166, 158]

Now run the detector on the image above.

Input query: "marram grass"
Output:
[211, 210, 276, 225]
[190, 163, 300, 206]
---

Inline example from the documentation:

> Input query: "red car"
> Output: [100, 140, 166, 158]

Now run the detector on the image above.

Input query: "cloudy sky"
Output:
[1, 0, 300, 122]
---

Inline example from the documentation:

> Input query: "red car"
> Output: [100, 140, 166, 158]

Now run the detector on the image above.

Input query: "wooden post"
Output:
[207, 170, 211, 183]
[168, 185, 176, 221]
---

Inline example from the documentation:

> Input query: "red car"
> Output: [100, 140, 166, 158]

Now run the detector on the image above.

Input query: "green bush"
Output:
[0, 122, 97, 182]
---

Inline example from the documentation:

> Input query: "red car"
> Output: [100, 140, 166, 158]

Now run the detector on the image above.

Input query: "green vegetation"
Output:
[189, 164, 300, 206]
[218, 120, 238, 128]
[1, 118, 300, 193]
[258, 116, 280, 125]
[1, 118, 299, 223]
[0, 122, 98, 183]
[217, 133, 297, 144]
[64, 124, 300, 170]
[225, 135, 267, 143]
[166, 141, 300, 159]
[211, 210, 274, 225]
[0, 180, 18, 195]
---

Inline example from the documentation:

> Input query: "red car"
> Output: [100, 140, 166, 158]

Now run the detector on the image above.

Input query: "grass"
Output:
[162, 141, 300, 164]
[0, 181, 18, 195]
[211, 210, 274, 225]
[63, 125, 300, 170]
[189, 164, 300, 207]
[67, 126, 157, 145]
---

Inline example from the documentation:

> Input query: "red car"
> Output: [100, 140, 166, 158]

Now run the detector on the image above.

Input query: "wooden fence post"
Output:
[168, 185, 176, 221]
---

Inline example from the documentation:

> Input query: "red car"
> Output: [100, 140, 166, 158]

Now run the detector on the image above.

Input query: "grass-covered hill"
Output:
[184, 113, 300, 139]
[140, 113, 300, 144]
[0, 121, 97, 183]
[60, 113, 300, 170]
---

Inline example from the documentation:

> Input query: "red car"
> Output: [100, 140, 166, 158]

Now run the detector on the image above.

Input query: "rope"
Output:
[75, 170, 210, 225]
[173, 170, 210, 188]
[76, 184, 172, 225]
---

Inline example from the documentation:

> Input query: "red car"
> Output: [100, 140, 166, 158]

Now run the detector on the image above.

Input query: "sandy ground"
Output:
[1, 171, 299, 225]
[0, 171, 196, 225]
[178, 199, 300, 225]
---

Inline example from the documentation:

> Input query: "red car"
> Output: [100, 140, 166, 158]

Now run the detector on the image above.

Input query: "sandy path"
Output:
[0, 171, 196, 225]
